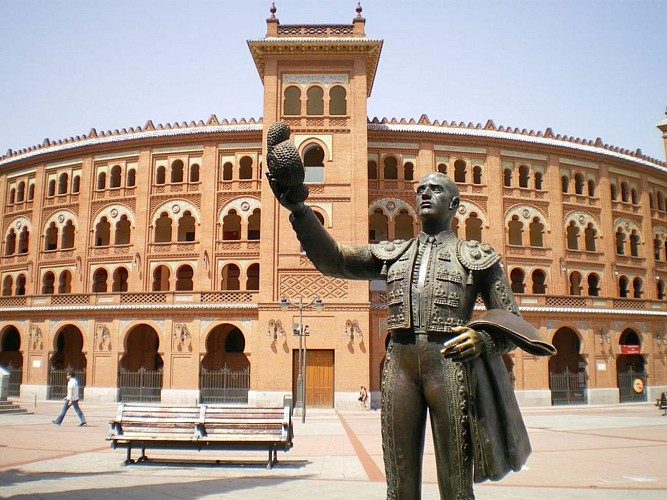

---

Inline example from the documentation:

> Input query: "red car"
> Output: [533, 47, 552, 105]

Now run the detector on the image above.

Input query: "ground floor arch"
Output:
[199, 323, 250, 403]
[617, 328, 647, 402]
[118, 324, 164, 402]
[0, 325, 23, 396]
[48, 324, 87, 400]
[549, 327, 588, 405]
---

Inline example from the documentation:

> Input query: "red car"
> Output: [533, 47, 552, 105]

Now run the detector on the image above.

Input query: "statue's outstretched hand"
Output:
[440, 326, 484, 362]
[265, 170, 305, 214]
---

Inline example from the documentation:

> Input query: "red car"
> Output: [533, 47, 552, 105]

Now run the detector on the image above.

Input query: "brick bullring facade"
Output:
[1, 7, 667, 408]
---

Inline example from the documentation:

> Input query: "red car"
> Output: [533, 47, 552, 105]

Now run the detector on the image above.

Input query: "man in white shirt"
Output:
[52, 370, 87, 426]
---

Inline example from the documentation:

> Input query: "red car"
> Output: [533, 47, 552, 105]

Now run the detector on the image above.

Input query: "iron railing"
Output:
[47, 368, 86, 400]
[550, 369, 588, 405]
[118, 367, 163, 402]
[199, 365, 249, 404]
[618, 369, 647, 403]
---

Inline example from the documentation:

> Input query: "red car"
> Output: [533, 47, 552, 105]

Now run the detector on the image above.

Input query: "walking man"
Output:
[52, 370, 87, 427]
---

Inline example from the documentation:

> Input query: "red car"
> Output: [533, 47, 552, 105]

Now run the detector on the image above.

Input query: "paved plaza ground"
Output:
[0, 398, 666, 499]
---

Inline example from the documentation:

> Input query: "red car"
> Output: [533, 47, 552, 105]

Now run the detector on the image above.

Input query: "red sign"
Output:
[620, 345, 640, 355]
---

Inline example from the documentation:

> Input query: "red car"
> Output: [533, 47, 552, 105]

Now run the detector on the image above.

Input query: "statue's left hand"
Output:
[440, 326, 484, 362]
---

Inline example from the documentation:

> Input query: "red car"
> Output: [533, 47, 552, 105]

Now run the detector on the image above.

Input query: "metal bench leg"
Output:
[138, 447, 148, 462]
[266, 449, 273, 469]
[124, 446, 134, 466]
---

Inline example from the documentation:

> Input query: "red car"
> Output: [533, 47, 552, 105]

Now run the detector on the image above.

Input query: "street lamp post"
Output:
[279, 295, 323, 423]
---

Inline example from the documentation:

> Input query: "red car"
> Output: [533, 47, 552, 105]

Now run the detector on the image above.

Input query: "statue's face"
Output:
[416, 173, 458, 223]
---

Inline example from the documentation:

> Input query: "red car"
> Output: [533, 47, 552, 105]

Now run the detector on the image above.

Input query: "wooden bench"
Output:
[656, 392, 667, 415]
[106, 401, 293, 468]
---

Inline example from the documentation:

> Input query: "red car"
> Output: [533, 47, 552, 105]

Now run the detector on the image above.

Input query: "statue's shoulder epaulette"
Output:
[370, 239, 413, 261]
[456, 239, 500, 270]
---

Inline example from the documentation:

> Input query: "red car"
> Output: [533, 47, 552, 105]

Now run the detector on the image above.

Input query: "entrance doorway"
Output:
[0, 326, 22, 396]
[118, 324, 163, 402]
[548, 327, 588, 405]
[293, 349, 334, 408]
[48, 325, 87, 399]
[199, 324, 250, 403]
[617, 328, 646, 403]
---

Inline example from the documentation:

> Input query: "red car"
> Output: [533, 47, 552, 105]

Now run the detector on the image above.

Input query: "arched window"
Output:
[566, 221, 579, 250]
[115, 215, 131, 245]
[97, 172, 106, 190]
[383, 156, 398, 180]
[8, 187, 16, 204]
[621, 182, 630, 203]
[368, 160, 378, 179]
[190, 163, 200, 183]
[4, 229, 16, 256]
[630, 231, 640, 257]
[587, 179, 596, 197]
[248, 209, 261, 240]
[221, 263, 240, 290]
[472, 166, 482, 185]
[569, 272, 582, 296]
[58, 173, 69, 195]
[156, 166, 166, 185]
[283, 86, 301, 115]
[395, 210, 414, 240]
[175, 265, 194, 291]
[655, 237, 663, 261]
[657, 279, 665, 300]
[126, 169, 136, 187]
[532, 269, 547, 294]
[616, 228, 626, 255]
[222, 210, 241, 240]
[454, 159, 466, 183]
[329, 86, 347, 115]
[16, 182, 25, 202]
[246, 263, 260, 290]
[529, 217, 544, 247]
[72, 175, 80, 193]
[534, 172, 543, 190]
[306, 86, 324, 115]
[28, 184, 35, 201]
[92, 268, 108, 293]
[510, 268, 525, 294]
[587, 273, 600, 297]
[223, 162, 233, 181]
[508, 216, 523, 246]
[518, 165, 529, 188]
[618, 276, 629, 298]
[61, 220, 75, 249]
[58, 270, 72, 294]
[171, 160, 184, 183]
[437, 163, 447, 175]
[369, 209, 388, 242]
[18, 227, 29, 254]
[658, 191, 665, 211]
[503, 169, 512, 187]
[574, 173, 584, 195]
[2, 276, 13, 296]
[110, 165, 122, 188]
[152, 265, 170, 291]
[631, 188, 639, 205]
[584, 224, 597, 252]
[177, 211, 196, 242]
[303, 144, 325, 183]
[42, 271, 55, 294]
[45, 223, 58, 250]
[404, 162, 414, 181]
[112, 267, 129, 292]
[155, 212, 173, 242]
[610, 183, 618, 201]
[48, 179, 56, 197]
[95, 217, 111, 246]
[16, 274, 26, 296]
[239, 156, 253, 180]
[561, 175, 569, 193]
[465, 213, 482, 242]
[632, 277, 643, 299]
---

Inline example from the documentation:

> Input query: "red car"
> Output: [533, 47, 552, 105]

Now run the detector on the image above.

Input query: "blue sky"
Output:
[1, 0, 665, 160]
